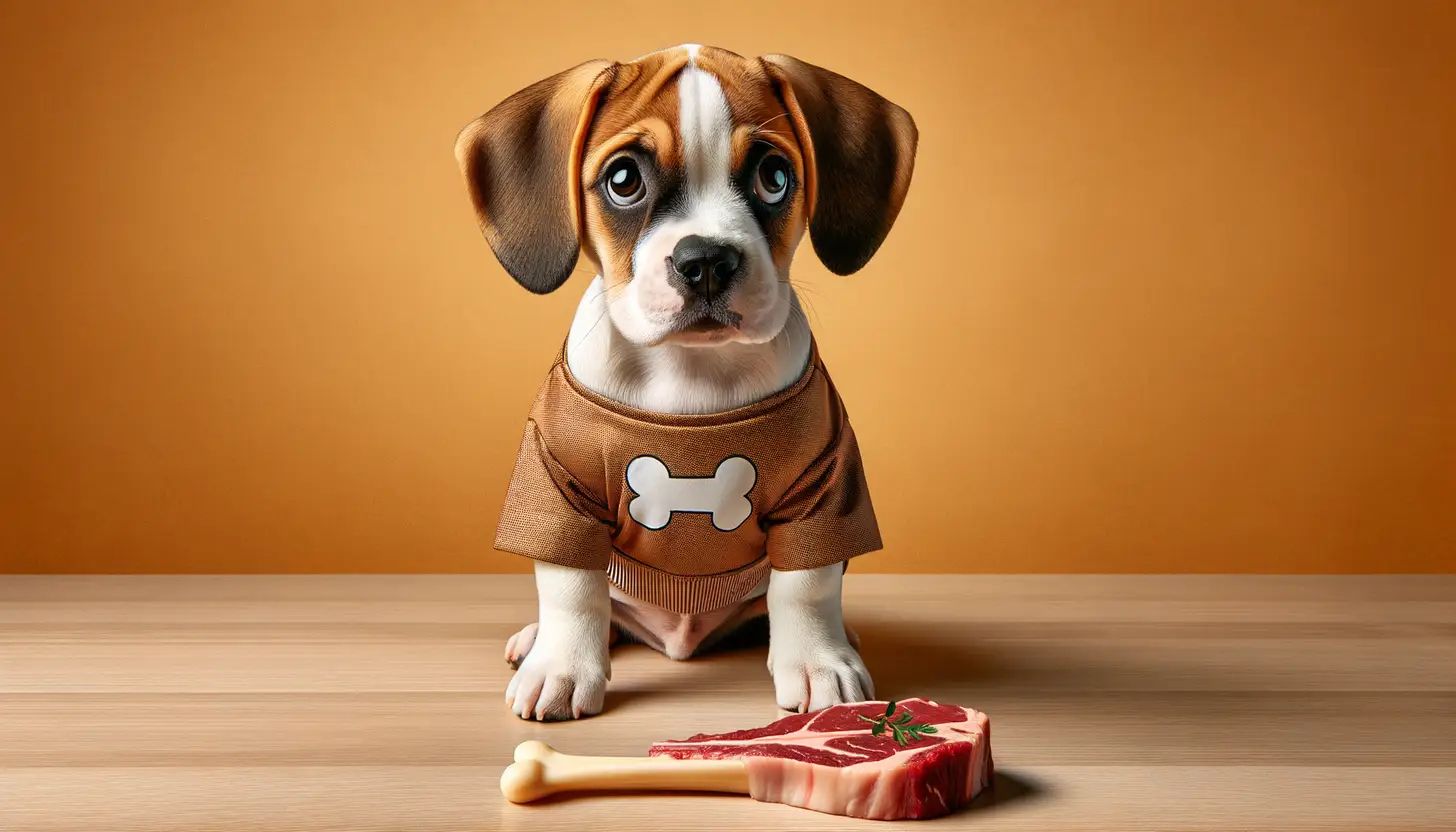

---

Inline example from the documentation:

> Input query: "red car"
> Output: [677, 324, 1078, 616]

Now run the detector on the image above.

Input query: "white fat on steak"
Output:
[649, 698, 993, 821]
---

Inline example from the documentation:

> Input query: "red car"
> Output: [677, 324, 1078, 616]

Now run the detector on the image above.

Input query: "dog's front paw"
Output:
[505, 640, 608, 721]
[769, 641, 874, 713]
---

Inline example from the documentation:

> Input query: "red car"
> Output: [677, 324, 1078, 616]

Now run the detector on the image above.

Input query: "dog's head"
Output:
[455, 44, 917, 347]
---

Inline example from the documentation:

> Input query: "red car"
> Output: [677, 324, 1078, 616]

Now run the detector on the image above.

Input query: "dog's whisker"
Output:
[752, 112, 791, 132]
[781, 277, 827, 302]
[573, 281, 610, 309]
[786, 302, 814, 332]
[792, 287, 825, 327]
[579, 305, 613, 344]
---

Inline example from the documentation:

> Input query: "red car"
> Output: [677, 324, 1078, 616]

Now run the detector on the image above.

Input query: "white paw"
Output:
[505, 641, 608, 721]
[769, 641, 875, 713]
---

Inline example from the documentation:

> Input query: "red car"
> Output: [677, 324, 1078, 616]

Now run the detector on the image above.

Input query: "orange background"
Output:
[2, 0, 1453, 574]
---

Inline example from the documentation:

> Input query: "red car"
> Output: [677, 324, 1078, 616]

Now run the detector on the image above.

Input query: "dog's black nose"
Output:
[669, 235, 743, 301]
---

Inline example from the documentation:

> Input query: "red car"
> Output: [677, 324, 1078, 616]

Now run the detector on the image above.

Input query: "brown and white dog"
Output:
[456, 44, 916, 720]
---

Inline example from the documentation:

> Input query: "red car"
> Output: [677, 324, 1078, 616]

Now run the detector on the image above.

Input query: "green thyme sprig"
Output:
[857, 700, 938, 746]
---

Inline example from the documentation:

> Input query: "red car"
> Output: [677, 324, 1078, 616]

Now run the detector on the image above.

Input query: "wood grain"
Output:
[1, 575, 1453, 830]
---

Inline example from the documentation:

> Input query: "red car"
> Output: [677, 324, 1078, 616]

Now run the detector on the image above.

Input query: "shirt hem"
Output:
[607, 549, 774, 615]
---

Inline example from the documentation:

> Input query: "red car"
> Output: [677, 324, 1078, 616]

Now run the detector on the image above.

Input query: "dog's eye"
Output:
[604, 157, 645, 206]
[754, 153, 792, 205]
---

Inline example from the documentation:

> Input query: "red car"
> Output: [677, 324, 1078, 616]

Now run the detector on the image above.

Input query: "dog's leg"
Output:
[767, 563, 874, 712]
[505, 621, 621, 669]
[505, 562, 612, 721]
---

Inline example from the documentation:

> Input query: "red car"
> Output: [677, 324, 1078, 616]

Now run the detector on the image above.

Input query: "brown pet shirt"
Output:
[493, 341, 883, 615]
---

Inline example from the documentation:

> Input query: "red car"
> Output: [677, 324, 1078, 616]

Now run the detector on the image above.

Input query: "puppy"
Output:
[455, 44, 916, 721]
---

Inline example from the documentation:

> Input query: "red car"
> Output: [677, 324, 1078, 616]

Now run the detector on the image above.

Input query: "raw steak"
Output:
[649, 698, 992, 820]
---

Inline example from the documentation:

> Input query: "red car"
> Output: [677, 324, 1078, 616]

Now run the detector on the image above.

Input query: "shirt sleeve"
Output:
[493, 419, 614, 571]
[762, 418, 883, 571]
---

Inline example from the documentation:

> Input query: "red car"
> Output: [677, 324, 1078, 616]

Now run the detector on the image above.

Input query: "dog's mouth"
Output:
[681, 312, 741, 332]
[655, 253, 748, 342]
[667, 303, 743, 339]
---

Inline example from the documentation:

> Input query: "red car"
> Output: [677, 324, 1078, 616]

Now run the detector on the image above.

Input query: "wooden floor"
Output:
[1, 575, 1453, 831]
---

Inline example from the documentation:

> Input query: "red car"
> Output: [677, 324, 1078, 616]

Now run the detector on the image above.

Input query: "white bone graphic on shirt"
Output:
[625, 455, 757, 532]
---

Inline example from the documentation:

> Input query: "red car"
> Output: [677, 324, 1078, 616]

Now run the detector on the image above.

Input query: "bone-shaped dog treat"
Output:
[500, 740, 751, 804]
[626, 455, 756, 531]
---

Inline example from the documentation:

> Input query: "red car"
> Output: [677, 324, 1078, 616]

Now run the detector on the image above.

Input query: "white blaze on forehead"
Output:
[678, 66, 740, 228]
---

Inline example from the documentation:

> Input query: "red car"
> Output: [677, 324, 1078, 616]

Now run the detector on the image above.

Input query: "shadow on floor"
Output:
[963, 769, 1049, 815]
[699, 613, 771, 654]
[599, 682, 689, 713]
[850, 619, 1011, 702]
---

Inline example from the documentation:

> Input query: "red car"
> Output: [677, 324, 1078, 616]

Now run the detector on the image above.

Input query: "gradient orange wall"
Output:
[2, 0, 1453, 574]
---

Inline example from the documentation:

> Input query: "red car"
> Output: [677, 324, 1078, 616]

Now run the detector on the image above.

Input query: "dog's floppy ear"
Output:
[454, 59, 617, 294]
[760, 54, 918, 275]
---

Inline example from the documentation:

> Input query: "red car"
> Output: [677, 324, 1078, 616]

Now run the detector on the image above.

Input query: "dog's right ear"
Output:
[760, 54, 917, 277]
[454, 60, 617, 294]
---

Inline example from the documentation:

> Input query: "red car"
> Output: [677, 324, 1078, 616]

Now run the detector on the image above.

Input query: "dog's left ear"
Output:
[455, 59, 617, 294]
[760, 54, 918, 275]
